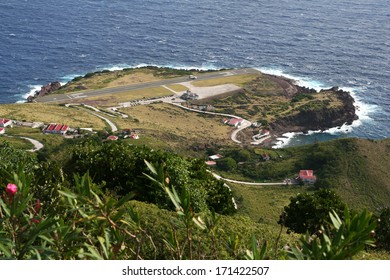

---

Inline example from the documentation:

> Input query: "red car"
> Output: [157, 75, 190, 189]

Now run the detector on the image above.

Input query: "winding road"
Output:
[4, 135, 44, 152]
[89, 112, 118, 132]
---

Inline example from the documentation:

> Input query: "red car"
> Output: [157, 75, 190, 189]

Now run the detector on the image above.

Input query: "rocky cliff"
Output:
[27, 81, 62, 102]
[270, 87, 358, 134]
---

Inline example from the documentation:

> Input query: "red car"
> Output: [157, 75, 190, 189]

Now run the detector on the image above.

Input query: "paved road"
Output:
[90, 112, 118, 132]
[21, 137, 44, 152]
[230, 120, 252, 144]
[4, 135, 44, 152]
[211, 172, 288, 186]
[36, 68, 260, 103]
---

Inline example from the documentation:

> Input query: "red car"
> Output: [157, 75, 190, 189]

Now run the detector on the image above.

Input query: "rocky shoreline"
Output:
[26, 81, 62, 102]
[269, 86, 358, 136]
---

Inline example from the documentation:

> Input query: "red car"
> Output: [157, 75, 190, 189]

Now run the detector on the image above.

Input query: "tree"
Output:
[278, 189, 345, 234]
[217, 157, 237, 171]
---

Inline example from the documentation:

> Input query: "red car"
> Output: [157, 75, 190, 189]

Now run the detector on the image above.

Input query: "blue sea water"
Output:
[0, 0, 389, 146]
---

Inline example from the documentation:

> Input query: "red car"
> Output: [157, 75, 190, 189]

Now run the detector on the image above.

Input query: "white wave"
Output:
[15, 85, 42, 103]
[130, 63, 221, 71]
[341, 87, 378, 122]
[272, 132, 302, 149]
[256, 67, 326, 91]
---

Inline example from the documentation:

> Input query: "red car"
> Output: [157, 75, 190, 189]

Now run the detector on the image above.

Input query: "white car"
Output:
[189, 75, 197, 80]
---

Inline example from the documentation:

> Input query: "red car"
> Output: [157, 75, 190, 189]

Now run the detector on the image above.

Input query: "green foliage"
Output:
[287, 207, 376, 259]
[217, 157, 237, 171]
[65, 140, 235, 214]
[0, 142, 38, 179]
[291, 93, 315, 103]
[376, 208, 390, 250]
[279, 189, 346, 234]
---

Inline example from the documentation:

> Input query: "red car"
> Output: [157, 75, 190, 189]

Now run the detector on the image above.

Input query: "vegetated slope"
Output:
[332, 138, 390, 212]
[286, 138, 390, 212]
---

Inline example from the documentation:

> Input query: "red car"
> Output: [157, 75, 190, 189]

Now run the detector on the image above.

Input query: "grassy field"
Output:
[166, 84, 188, 92]
[112, 103, 234, 153]
[0, 136, 34, 150]
[192, 74, 260, 87]
[230, 183, 311, 225]
[0, 103, 106, 129]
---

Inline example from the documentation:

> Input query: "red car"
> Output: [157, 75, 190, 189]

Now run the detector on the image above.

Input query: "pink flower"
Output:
[35, 199, 41, 212]
[6, 183, 17, 197]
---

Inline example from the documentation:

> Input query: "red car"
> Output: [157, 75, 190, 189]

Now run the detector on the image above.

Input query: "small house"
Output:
[205, 161, 217, 166]
[297, 170, 317, 184]
[228, 118, 243, 127]
[43, 123, 69, 135]
[0, 128, 5, 134]
[0, 118, 12, 128]
[209, 154, 223, 160]
[107, 135, 118, 141]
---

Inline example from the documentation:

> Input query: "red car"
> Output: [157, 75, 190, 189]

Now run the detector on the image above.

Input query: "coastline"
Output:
[7, 66, 362, 150]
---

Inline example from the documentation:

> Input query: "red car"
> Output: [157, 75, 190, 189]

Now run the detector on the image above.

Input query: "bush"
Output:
[217, 157, 237, 171]
[376, 208, 390, 250]
[279, 189, 346, 234]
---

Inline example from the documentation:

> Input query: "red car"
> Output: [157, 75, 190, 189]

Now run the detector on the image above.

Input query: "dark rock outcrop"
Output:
[27, 81, 62, 102]
[270, 88, 358, 134]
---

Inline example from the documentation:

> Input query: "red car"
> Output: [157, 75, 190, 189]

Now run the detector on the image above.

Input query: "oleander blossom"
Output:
[6, 183, 18, 197]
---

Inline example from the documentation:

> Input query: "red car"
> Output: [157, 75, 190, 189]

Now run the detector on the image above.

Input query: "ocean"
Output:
[0, 0, 389, 147]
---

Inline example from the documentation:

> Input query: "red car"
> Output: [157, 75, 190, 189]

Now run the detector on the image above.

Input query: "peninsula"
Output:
[27, 66, 357, 148]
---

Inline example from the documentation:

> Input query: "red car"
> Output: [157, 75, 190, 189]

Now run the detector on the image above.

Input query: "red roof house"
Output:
[0, 127, 5, 134]
[0, 118, 12, 127]
[107, 135, 119, 141]
[43, 123, 69, 135]
[228, 118, 243, 127]
[298, 170, 317, 184]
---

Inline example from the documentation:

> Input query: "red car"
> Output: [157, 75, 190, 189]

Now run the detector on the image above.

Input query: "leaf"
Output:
[0, 242, 12, 259]
[330, 210, 342, 230]
[97, 236, 109, 259]
[192, 217, 206, 230]
[144, 160, 157, 175]
[115, 192, 135, 209]
[85, 244, 104, 260]
[58, 190, 78, 199]
[0, 199, 10, 217]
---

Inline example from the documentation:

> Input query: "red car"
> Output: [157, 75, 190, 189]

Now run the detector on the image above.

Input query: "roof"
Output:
[107, 135, 118, 141]
[209, 154, 223, 160]
[45, 123, 69, 132]
[228, 118, 243, 125]
[299, 170, 316, 179]
[0, 118, 11, 124]
[205, 161, 217, 166]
